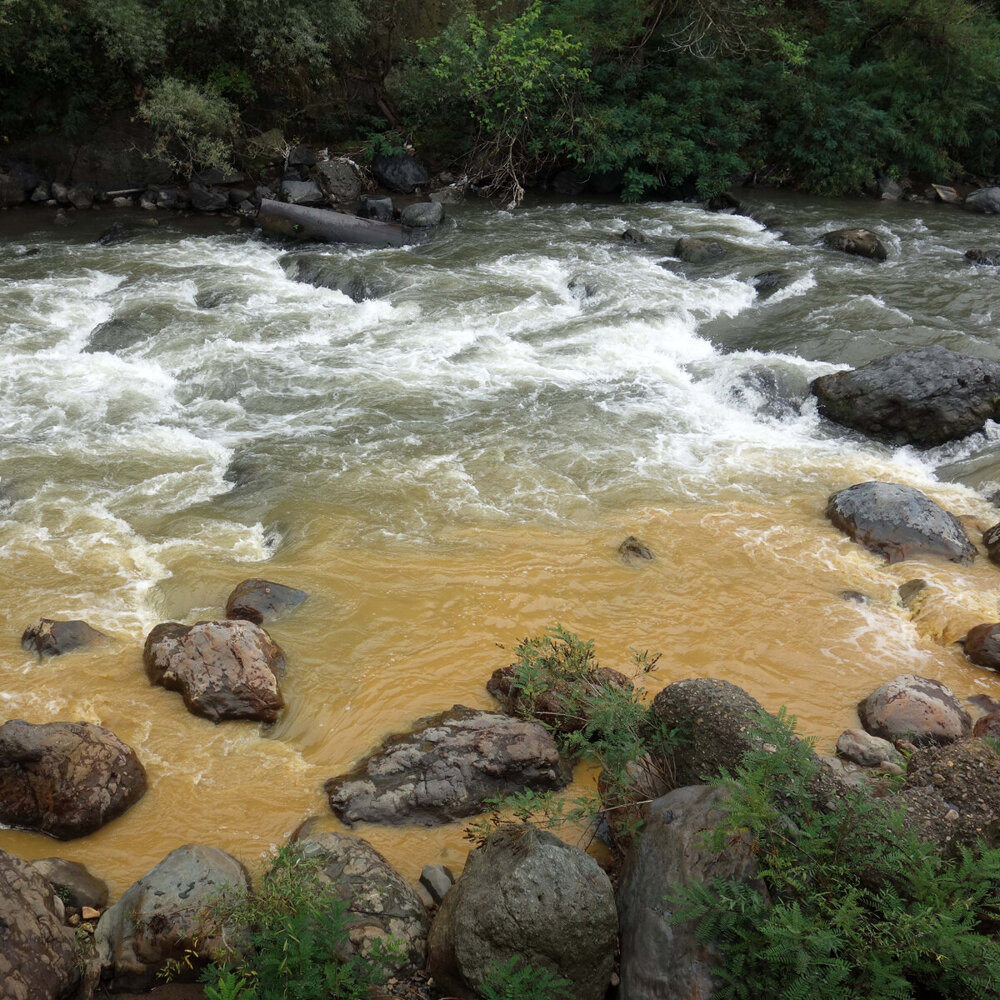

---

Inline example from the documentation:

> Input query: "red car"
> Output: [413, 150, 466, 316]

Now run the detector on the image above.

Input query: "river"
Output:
[2, 190, 1000, 893]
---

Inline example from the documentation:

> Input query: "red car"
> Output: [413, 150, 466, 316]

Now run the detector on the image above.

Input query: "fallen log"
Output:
[257, 198, 412, 247]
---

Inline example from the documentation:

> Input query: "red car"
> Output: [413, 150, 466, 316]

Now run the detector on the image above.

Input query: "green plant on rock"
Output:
[201, 844, 401, 1000]
[479, 955, 574, 1000]
[675, 708, 1000, 1000]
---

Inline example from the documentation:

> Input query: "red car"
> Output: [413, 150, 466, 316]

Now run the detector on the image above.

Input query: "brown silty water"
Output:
[3, 191, 1000, 894]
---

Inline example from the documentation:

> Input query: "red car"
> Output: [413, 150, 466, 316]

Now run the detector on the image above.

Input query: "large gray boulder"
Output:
[294, 833, 429, 974]
[280, 179, 325, 206]
[427, 825, 617, 1000]
[825, 482, 976, 565]
[143, 619, 285, 723]
[95, 844, 250, 991]
[316, 159, 362, 203]
[616, 786, 759, 1000]
[650, 678, 766, 786]
[372, 153, 430, 193]
[325, 705, 571, 826]
[400, 202, 444, 228]
[0, 850, 82, 1000]
[965, 187, 1000, 214]
[674, 237, 724, 264]
[0, 719, 147, 839]
[810, 346, 1000, 446]
[857, 675, 971, 746]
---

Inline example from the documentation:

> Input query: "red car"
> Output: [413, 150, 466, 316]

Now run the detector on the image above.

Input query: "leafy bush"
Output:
[479, 955, 574, 1000]
[676, 709, 1000, 1000]
[200, 845, 400, 1000]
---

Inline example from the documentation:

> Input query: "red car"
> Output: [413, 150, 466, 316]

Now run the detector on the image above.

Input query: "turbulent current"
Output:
[2, 190, 1000, 890]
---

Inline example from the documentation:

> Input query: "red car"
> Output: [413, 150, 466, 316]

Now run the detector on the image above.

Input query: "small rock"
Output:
[429, 185, 465, 205]
[618, 535, 654, 565]
[621, 228, 647, 244]
[419, 865, 454, 905]
[839, 590, 869, 604]
[315, 159, 362, 204]
[67, 183, 96, 210]
[836, 728, 902, 767]
[983, 522, 1000, 565]
[707, 192, 742, 212]
[81, 906, 101, 921]
[400, 201, 444, 228]
[225, 578, 308, 625]
[751, 270, 787, 299]
[898, 578, 929, 608]
[821, 228, 887, 261]
[962, 623, 1000, 670]
[973, 712, 1000, 738]
[965, 187, 1000, 214]
[360, 196, 394, 221]
[965, 249, 1000, 265]
[286, 144, 316, 169]
[21, 618, 107, 656]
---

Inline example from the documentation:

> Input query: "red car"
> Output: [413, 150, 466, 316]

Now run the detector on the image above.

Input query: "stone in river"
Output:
[962, 623, 1000, 671]
[618, 535, 654, 565]
[857, 674, 971, 746]
[0, 719, 147, 839]
[225, 578, 308, 625]
[324, 705, 571, 826]
[143, 619, 285, 723]
[826, 482, 976, 564]
[21, 618, 106, 656]
[674, 236, 724, 263]
[821, 227, 887, 261]
[810, 345, 1000, 446]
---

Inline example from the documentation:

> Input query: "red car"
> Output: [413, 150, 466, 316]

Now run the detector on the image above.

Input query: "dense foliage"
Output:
[3, 0, 1000, 198]
[677, 710, 1000, 999]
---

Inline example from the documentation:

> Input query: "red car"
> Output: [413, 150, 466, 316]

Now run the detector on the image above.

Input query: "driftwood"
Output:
[257, 198, 411, 247]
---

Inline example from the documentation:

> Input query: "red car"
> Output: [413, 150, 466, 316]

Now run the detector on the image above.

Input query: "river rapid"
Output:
[2, 190, 1000, 892]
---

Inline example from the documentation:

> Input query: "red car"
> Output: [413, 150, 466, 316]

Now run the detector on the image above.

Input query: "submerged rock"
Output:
[282, 252, 389, 301]
[427, 824, 616, 1000]
[294, 833, 429, 974]
[618, 535, 654, 565]
[95, 844, 250, 991]
[751, 269, 787, 299]
[857, 675, 971, 746]
[0, 719, 147, 838]
[324, 705, 571, 826]
[225, 578, 308, 624]
[0, 850, 82, 1000]
[962, 623, 1000, 671]
[811, 345, 1000, 446]
[674, 236, 724, 263]
[965, 249, 1000, 265]
[21, 618, 106, 656]
[965, 187, 1000, 214]
[825, 482, 976, 565]
[821, 227, 887, 261]
[143, 619, 286, 723]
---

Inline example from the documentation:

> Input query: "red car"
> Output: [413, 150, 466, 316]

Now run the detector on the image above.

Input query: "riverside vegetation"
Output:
[4, 1, 1000, 203]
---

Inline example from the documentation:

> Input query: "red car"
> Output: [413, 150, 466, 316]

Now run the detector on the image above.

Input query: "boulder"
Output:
[965, 249, 1000, 265]
[31, 182, 51, 202]
[280, 179, 325, 206]
[621, 228, 647, 244]
[30, 857, 109, 909]
[294, 833, 429, 974]
[372, 154, 430, 193]
[324, 705, 571, 826]
[224, 578, 308, 625]
[707, 191, 742, 212]
[984, 522, 1000, 565]
[21, 618, 107, 656]
[0, 850, 82, 1000]
[898, 739, 1000, 857]
[400, 201, 444, 228]
[674, 237, 724, 264]
[281, 253, 389, 301]
[825, 482, 976, 565]
[835, 728, 902, 767]
[316, 159, 362, 203]
[962, 623, 1000, 670]
[84, 313, 159, 354]
[965, 187, 1000, 214]
[751, 269, 787, 299]
[898, 578, 929, 608]
[973, 713, 1000, 739]
[188, 181, 228, 213]
[95, 844, 250, 991]
[96, 221, 137, 246]
[651, 678, 767, 786]
[0, 719, 147, 839]
[286, 144, 316, 169]
[67, 183, 96, 210]
[616, 786, 760, 1000]
[857, 675, 971, 747]
[51, 181, 70, 205]
[486, 664, 633, 735]
[360, 195, 394, 221]
[618, 535, 654, 565]
[821, 228, 887, 261]
[420, 865, 455, 905]
[427, 824, 617, 1000]
[143, 619, 286, 723]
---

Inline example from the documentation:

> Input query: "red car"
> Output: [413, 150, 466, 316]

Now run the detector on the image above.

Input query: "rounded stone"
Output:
[857, 675, 971, 746]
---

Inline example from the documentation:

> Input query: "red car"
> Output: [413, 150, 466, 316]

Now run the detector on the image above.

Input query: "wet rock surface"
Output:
[143, 619, 286, 723]
[0, 719, 147, 838]
[0, 849, 82, 1000]
[674, 236, 724, 263]
[962, 623, 1000, 670]
[617, 786, 760, 1000]
[96, 844, 250, 991]
[810, 346, 1000, 446]
[21, 617, 107, 656]
[30, 857, 109, 908]
[224, 578, 308, 624]
[400, 202, 444, 228]
[282, 253, 389, 301]
[325, 705, 571, 826]
[965, 187, 1000, 214]
[821, 227, 887, 260]
[825, 482, 976, 565]
[857, 675, 971, 746]
[618, 535, 654, 565]
[294, 833, 430, 975]
[983, 521, 1000, 565]
[427, 824, 617, 1000]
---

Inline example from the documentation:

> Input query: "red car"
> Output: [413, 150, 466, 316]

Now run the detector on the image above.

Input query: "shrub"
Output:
[479, 956, 574, 1000]
[675, 709, 1000, 1000]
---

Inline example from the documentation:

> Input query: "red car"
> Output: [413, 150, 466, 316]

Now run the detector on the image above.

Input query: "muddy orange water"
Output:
[4, 192, 1000, 895]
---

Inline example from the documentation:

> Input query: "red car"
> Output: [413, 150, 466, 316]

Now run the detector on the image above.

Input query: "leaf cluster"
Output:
[676, 709, 1000, 1000]
[479, 956, 574, 1000]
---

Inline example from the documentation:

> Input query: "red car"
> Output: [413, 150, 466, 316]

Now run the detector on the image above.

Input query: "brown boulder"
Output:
[618, 535, 654, 565]
[984, 522, 1000, 565]
[857, 675, 971, 747]
[0, 719, 147, 839]
[143, 619, 285, 723]
[224, 578, 308, 625]
[821, 227, 887, 261]
[325, 705, 571, 826]
[962, 623, 1000, 671]
[0, 849, 82, 1000]
[21, 618, 106, 656]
